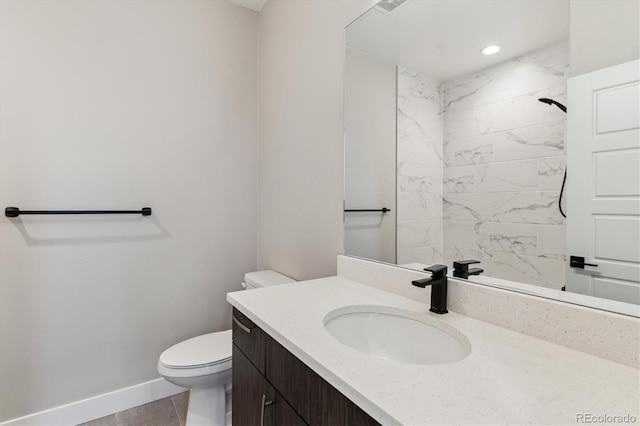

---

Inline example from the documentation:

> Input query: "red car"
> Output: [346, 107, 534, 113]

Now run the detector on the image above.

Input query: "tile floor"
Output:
[78, 391, 189, 426]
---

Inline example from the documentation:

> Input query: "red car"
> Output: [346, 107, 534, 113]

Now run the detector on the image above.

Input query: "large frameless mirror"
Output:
[344, 0, 640, 316]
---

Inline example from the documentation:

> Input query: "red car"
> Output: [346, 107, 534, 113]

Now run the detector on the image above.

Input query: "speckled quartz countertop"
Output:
[227, 277, 639, 425]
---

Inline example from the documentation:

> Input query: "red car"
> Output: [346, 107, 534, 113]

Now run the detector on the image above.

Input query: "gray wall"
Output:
[570, 0, 640, 76]
[0, 1, 257, 421]
[257, 0, 373, 280]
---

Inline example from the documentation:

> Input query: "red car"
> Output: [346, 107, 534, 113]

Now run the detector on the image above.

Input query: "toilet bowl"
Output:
[158, 270, 296, 426]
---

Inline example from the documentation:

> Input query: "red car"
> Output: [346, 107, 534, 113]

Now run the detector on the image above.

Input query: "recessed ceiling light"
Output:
[482, 45, 501, 55]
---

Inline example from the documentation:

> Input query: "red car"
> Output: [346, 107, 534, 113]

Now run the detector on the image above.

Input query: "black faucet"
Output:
[411, 265, 448, 314]
[452, 260, 483, 279]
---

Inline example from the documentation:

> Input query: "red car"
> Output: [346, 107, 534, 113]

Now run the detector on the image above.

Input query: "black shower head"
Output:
[538, 98, 567, 113]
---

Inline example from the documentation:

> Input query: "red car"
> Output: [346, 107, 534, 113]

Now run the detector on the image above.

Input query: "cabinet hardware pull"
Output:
[232, 316, 253, 334]
[260, 394, 274, 426]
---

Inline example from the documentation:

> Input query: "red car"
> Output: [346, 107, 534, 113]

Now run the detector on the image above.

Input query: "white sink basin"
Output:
[324, 307, 471, 365]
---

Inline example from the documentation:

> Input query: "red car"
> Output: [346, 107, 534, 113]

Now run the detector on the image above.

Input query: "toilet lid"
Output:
[159, 330, 232, 369]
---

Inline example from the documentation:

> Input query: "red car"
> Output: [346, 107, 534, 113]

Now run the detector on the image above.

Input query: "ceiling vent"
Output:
[374, 0, 409, 15]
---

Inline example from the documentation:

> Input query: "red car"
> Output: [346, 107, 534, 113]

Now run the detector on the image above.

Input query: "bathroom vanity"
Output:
[232, 307, 379, 425]
[228, 257, 639, 425]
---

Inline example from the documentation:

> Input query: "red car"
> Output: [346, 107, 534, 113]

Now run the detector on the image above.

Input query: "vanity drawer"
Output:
[232, 307, 267, 373]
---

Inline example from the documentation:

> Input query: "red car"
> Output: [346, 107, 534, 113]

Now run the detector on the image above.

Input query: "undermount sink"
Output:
[324, 307, 471, 365]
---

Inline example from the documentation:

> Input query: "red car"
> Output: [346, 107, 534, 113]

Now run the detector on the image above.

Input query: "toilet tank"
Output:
[243, 270, 296, 289]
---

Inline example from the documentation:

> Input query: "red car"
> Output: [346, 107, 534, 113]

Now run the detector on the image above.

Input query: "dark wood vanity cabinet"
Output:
[232, 308, 380, 426]
[233, 345, 304, 426]
[232, 345, 275, 426]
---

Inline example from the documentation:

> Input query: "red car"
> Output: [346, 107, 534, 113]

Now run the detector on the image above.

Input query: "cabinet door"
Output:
[267, 338, 379, 426]
[276, 397, 307, 426]
[233, 344, 276, 426]
[233, 344, 307, 426]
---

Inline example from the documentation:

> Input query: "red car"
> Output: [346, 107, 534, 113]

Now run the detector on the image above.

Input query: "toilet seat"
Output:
[157, 270, 297, 426]
[159, 330, 232, 372]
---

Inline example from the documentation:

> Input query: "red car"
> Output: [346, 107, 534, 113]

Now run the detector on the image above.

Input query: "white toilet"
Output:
[158, 270, 296, 426]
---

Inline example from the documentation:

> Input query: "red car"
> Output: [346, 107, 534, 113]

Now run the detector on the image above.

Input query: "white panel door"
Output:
[566, 60, 640, 304]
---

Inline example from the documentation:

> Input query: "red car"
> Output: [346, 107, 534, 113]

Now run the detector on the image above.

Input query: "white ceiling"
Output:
[226, 0, 268, 12]
[346, 0, 569, 82]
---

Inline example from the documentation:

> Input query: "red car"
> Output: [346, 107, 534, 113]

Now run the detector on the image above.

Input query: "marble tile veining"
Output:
[397, 67, 444, 262]
[473, 94, 539, 135]
[398, 162, 442, 193]
[397, 220, 443, 249]
[537, 156, 566, 191]
[443, 41, 569, 113]
[403, 41, 568, 288]
[443, 107, 475, 142]
[475, 222, 538, 257]
[494, 191, 564, 225]
[443, 220, 477, 249]
[537, 225, 566, 259]
[441, 41, 568, 288]
[443, 165, 476, 193]
[492, 252, 565, 289]
[444, 134, 493, 166]
[475, 160, 538, 192]
[398, 135, 443, 167]
[492, 120, 565, 162]
[443, 193, 494, 222]
[398, 192, 443, 221]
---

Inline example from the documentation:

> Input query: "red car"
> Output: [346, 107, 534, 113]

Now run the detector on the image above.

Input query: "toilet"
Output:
[158, 270, 296, 426]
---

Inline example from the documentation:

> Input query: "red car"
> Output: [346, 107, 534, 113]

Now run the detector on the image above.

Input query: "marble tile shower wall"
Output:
[442, 41, 569, 288]
[396, 67, 444, 266]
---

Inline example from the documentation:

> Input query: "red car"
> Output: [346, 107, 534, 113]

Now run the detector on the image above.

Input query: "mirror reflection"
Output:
[344, 0, 640, 312]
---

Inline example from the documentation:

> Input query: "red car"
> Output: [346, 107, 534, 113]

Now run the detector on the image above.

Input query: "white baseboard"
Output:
[0, 378, 186, 426]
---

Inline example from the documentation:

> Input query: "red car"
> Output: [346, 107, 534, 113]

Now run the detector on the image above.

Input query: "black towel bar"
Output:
[5, 207, 152, 217]
[344, 208, 391, 213]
